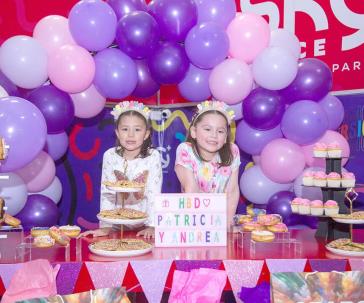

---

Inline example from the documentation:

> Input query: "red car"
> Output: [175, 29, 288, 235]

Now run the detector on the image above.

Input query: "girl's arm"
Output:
[175, 165, 200, 193]
[225, 168, 240, 228]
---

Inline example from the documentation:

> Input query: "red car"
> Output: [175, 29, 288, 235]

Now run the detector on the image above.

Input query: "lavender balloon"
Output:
[132, 60, 160, 98]
[28, 85, 75, 134]
[318, 94, 344, 130]
[281, 100, 329, 145]
[107, 0, 147, 20]
[116, 11, 160, 59]
[94, 48, 138, 98]
[243, 88, 285, 130]
[185, 22, 229, 69]
[178, 64, 211, 102]
[44, 132, 69, 161]
[0, 97, 47, 172]
[149, 0, 197, 42]
[147, 41, 189, 84]
[69, 0, 117, 51]
[195, 0, 236, 28]
[280, 58, 333, 104]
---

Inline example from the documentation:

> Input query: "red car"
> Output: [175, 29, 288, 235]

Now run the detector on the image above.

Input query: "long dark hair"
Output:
[115, 110, 153, 158]
[186, 110, 233, 166]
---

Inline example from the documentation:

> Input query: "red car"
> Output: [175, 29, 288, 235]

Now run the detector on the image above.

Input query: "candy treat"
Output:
[327, 238, 364, 252]
[324, 200, 339, 216]
[267, 223, 288, 233]
[0, 138, 7, 160]
[59, 225, 81, 238]
[333, 211, 364, 220]
[290, 198, 302, 213]
[91, 239, 152, 251]
[313, 142, 327, 158]
[49, 226, 70, 246]
[327, 142, 342, 158]
[242, 222, 264, 232]
[302, 171, 314, 186]
[233, 214, 253, 225]
[341, 172, 355, 188]
[31, 227, 50, 237]
[326, 172, 341, 188]
[34, 235, 55, 248]
[310, 200, 324, 216]
[313, 171, 327, 187]
[251, 230, 275, 242]
[98, 208, 147, 220]
[298, 199, 310, 215]
[4, 213, 21, 227]
[257, 214, 281, 226]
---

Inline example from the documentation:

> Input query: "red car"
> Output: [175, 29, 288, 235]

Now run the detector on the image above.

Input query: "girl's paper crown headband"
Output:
[194, 100, 235, 125]
[111, 101, 151, 121]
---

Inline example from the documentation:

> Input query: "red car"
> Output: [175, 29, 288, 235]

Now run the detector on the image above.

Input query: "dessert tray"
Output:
[326, 238, 364, 257]
[89, 239, 152, 257]
[331, 212, 364, 224]
[97, 208, 148, 225]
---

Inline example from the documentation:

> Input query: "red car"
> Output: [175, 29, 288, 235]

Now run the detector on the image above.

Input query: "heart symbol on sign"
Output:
[203, 199, 210, 207]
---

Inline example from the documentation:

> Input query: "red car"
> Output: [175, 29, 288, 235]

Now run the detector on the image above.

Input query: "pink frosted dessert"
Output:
[327, 141, 342, 158]
[310, 200, 324, 216]
[313, 142, 327, 158]
[341, 172, 356, 188]
[313, 171, 327, 187]
[291, 198, 302, 213]
[327, 172, 341, 188]
[302, 171, 314, 186]
[324, 200, 339, 216]
[299, 199, 311, 215]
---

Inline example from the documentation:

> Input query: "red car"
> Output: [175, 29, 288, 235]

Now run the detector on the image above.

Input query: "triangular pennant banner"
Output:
[309, 259, 348, 272]
[56, 262, 83, 295]
[131, 260, 172, 303]
[266, 259, 307, 273]
[86, 261, 128, 289]
[223, 260, 264, 303]
[349, 259, 364, 271]
[175, 260, 221, 272]
[0, 263, 22, 289]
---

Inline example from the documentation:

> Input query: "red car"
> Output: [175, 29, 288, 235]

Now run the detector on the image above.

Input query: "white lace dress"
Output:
[100, 147, 163, 227]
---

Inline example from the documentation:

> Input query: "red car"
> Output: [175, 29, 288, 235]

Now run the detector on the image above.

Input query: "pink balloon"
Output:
[71, 85, 106, 118]
[261, 138, 305, 183]
[209, 58, 253, 104]
[33, 15, 76, 55]
[16, 151, 56, 193]
[302, 130, 350, 167]
[48, 44, 95, 93]
[227, 13, 270, 63]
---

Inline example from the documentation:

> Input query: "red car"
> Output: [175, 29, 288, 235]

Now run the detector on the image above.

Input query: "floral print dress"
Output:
[175, 142, 240, 193]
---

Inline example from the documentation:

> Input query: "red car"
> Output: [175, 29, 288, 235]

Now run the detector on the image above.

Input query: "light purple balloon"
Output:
[281, 100, 329, 145]
[69, 0, 117, 51]
[195, 0, 236, 28]
[229, 101, 243, 121]
[318, 94, 344, 130]
[293, 167, 323, 201]
[185, 22, 229, 69]
[34, 176, 63, 204]
[0, 97, 47, 172]
[94, 48, 138, 98]
[107, 0, 147, 20]
[240, 165, 292, 205]
[178, 64, 211, 102]
[236, 121, 283, 155]
[132, 60, 160, 98]
[44, 132, 69, 161]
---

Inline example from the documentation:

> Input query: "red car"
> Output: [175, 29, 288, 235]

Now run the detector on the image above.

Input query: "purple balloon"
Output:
[318, 94, 344, 130]
[69, 0, 117, 51]
[281, 100, 329, 145]
[266, 191, 296, 225]
[0, 97, 47, 172]
[178, 64, 211, 102]
[28, 85, 75, 134]
[132, 60, 160, 98]
[149, 0, 197, 42]
[0, 70, 19, 96]
[107, 0, 147, 20]
[229, 101, 243, 121]
[195, 0, 236, 28]
[116, 11, 160, 59]
[243, 87, 285, 130]
[44, 132, 69, 161]
[280, 58, 333, 104]
[236, 121, 283, 155]
[94, 48, 138, 99]
[185, 22, 229, 69]
[16, 194, 59, 230]
[147, 41, 189, 84]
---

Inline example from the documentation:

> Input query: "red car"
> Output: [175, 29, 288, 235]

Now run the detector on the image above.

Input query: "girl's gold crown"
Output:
[195, 100, 235, 125]
[111, 101, 151, 121]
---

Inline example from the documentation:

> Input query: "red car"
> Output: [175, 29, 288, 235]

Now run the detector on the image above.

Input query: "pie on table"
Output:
[91, 239, 152, 251]
[98, 208, 147, 219]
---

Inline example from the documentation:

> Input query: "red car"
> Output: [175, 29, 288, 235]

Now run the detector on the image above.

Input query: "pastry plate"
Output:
[106, 186, 142, 192]
[331, 217, 364, 224]
[97, 214, 147, 225]
[89, 244, 152, 257]
[326, 245, 364, 257]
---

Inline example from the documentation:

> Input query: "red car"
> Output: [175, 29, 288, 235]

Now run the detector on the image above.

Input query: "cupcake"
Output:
[313, 143, 327, 158]
[310, 200, 324, 216]
[327, 172, 341, 188]
[299, 199, 311, 215]
[324, 200, 339, 216]
[341, 172, 356, 188]
[291, 198, 302, 213]
[327, 142, 342, 158]
[313, 171, 327, 187]
[302, 171, 314, 186]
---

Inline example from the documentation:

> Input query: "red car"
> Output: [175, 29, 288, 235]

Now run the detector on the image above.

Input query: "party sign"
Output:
[154, 193, 227, 247]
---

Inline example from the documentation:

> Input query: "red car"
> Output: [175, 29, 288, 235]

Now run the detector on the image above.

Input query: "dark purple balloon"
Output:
[107, 0, 147, 20]
[280, 58, 333, 104]
[147, 41, 189, 84]
[266, 191, 296, 225]
[304, 215, 318, 229]
[16, 194, 59, 230]
[243, 87, 285, 130]
[0, 70, 19, 96]
[132, 60, 160, 98]
[149, 0, 197, 42]
[116, 11, 160, 59]
[28, 84, 75, 134]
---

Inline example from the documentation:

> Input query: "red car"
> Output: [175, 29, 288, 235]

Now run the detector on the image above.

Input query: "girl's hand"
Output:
[78, 227, 111, 238]
[136, 227, 155, 239]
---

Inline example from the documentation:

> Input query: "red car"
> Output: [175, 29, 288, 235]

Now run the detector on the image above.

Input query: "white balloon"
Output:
[0, 172, 28, 215]
[34, 176, 63, 204]
[0, 85, 9, 98]
[270, 29, 301, 59]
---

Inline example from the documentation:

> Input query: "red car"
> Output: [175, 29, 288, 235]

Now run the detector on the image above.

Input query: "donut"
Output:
[267, 223, 288, 233]
[242, 222, 264, 232]
[49, 226, 70, 246]
[59, 225, 81, 238]
[257, 214, 281, 226]
[4, 213, 21, 227]
[251, 230, 275, 242]
[34, 235, 55, 248]
[0, 138, 6, 160]
[31, 227, 50, 237]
